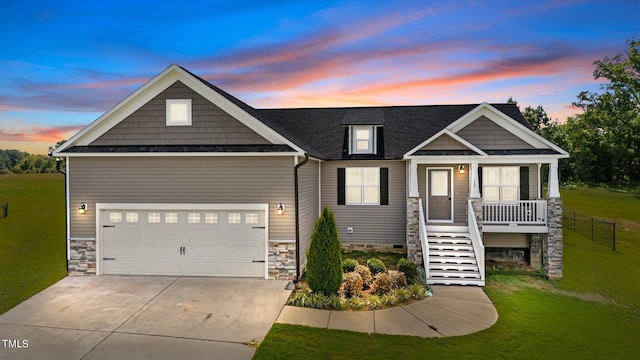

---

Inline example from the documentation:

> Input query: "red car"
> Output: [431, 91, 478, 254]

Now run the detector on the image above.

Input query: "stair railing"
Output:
[468, 200, 485, 284]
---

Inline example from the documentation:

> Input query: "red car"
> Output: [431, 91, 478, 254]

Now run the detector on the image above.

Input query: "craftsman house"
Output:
[53, 64, 568, 286]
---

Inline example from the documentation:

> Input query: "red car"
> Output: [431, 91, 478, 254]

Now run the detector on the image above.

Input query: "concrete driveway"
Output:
[0, 276, 291, 360]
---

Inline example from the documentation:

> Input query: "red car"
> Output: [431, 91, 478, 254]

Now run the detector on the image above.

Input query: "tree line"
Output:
[0, 141, 66, 174]
[520, 38, 639, 186]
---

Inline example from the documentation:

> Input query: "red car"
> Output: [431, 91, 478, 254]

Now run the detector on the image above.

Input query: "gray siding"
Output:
[297, 159, 320, 269]
[68, 156, 295, 240]
[421, 134, 470, 151]
[91, 81, 270, 146]
[456, 116, 534, 150]
[418, 164, 469, 224]
[321, 160, 406, 246]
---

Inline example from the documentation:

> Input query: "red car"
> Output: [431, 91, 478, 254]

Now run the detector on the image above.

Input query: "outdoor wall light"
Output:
[79, 202, 87, 215]
[277, 203, 285, 216]
[458, 164, 465, 174]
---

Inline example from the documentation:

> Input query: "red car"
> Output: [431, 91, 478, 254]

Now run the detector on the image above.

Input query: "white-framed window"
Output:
[346, 167, 380, 205]
[166, 99, 192, 126]
[125, 212, 139, 223]
[188, 212, 201, 224]
[245, 213, 259, 224]
[228, 212, 241, 224]
[109, 212, 122, 223]
[165, 212, 178, 224]
[205, 212, 218, 224]
[148, 212, 161, 224]
[350, 125, 376, 154]
[483, 167, 519, 201]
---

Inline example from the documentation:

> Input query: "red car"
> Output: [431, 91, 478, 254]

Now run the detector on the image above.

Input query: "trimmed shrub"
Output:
[354, 264, 373, 286]
[391, 271, 407, 288]
[342, 272, 364, 298]
[366, 258, 387, 275]
[342, 258, 358, 273]
[397, 258, 419, 284]
[306, 207, 343, 295]
[372, 272, 394, 295]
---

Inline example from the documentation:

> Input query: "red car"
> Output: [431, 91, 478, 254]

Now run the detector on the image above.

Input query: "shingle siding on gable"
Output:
[456, 116, 534, 150]
[90, 81, 270, 146]
[420, 134, 471, 151]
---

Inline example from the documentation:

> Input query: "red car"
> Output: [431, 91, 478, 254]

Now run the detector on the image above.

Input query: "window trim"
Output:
[482, 166, 520, 202]
[349, 125, 376, 154]
[166, 99, 192, 126]
[345, 167, 380, 205]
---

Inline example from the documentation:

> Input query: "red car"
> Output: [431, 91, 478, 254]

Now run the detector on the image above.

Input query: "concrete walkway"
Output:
[276, 285, 498, 337]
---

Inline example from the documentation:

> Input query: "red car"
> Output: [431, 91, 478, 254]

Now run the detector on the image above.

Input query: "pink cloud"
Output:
[0, 125, 84, 143]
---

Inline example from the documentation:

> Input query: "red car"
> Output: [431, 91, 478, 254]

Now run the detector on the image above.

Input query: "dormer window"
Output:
[350, 125, 376, 154]
[166, 99, 192, 126]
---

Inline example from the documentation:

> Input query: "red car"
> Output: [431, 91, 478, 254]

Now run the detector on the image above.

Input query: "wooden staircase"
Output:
[426, 226, 484, 286]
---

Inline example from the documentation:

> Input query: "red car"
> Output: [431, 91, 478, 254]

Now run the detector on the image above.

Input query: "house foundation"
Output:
[268, 240, 297, 280]
[406, 197, 422, 265]
[69, 239, 96, 275]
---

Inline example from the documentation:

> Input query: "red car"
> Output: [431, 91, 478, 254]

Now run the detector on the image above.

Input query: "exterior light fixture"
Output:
[277, 203, 285, 215]
[458, 165, 465, 174]
[79, 202, 87, 214]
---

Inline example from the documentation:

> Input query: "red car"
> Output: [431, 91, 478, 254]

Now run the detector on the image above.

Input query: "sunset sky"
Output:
[1, 0, 639, 154]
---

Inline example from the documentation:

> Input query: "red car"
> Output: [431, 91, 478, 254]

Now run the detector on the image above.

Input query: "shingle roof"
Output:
[259, 104, 532, 160]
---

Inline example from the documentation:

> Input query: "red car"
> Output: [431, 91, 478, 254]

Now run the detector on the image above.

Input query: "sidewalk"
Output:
[276, 285, 498, 337]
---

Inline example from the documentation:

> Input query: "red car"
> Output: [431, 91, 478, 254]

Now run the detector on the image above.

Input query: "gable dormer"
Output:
[341, 108, 385, 156]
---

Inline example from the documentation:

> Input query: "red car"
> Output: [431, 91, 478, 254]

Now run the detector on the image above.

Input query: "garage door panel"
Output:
[101, 207, 266, 277]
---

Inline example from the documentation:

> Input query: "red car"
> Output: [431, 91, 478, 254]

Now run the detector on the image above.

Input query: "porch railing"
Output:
[417, 198, 429, 281]
[482, 200, 547, 225]
[468, 200, 485, 284]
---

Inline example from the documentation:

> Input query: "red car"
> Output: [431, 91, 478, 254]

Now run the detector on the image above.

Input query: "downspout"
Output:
[294, 153, 309, 283]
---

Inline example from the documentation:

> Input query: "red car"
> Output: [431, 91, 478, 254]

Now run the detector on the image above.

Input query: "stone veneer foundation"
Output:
[406, 197, 422, 265]
[545, 197, 563, 279]
[268, 240, 297, 280]
[68, 239, 96, 275]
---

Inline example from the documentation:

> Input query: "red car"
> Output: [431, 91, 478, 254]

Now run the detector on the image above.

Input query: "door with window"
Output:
[427, 168, 453, 222]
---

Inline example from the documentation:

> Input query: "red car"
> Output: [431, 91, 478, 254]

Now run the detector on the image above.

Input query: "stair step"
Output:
[429, 263, 479, 272]
[428, 232, 471, 239]
[429, 270, 481, 279]
[428, 237, 471, 245]
[429, 256, 477, 265]
[428, 278, 485, 286]
[429, 250, 476, 258]
[429, 243, 474, 251]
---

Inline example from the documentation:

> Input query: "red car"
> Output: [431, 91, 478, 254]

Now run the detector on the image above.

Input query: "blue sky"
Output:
[1, 0, 639, 154]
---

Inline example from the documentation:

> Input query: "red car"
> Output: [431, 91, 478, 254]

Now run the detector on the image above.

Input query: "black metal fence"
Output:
[563, 209, 616, 250]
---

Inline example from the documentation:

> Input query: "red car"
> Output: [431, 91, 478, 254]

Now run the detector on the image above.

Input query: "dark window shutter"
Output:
[376, 127, 384, 156]
[380, 167, 389, 205]
[478, 166, 483, 197]
[337, 168, 345, 205]
[520, 166, 530, 200]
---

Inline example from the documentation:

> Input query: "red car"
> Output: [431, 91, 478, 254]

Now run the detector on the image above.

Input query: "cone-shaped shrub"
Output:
[306, 207, 343, 295]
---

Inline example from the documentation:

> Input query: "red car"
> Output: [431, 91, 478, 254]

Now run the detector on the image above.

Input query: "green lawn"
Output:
[0, 174, 67, 314]
[254, 186, 640, 359]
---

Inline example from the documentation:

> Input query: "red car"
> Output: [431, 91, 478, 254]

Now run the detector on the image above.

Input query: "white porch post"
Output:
[470, 161, 480, 198]
[547, 159, 560, 198]
[409, 160, 419, 197]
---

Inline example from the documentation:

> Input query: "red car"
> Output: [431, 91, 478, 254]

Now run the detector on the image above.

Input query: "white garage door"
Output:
[99, 206, 266, 277]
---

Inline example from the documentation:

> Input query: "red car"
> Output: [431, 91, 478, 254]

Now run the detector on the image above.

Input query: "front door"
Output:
[427, 168, 453, 222]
